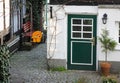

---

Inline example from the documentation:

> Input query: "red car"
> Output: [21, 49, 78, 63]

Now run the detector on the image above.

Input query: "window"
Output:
[71, 18, 93, 39]
[11, 0, 20, 34]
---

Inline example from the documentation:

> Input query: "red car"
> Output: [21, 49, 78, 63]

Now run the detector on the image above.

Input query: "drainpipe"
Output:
[19, 0, 23, 49]
[45, 0, 48, 30]
[10, 0, 13, 39]
[3, 0, 5, 30]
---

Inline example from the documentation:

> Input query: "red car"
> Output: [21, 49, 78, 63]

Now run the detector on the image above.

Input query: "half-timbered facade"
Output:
[0, 0, 29, 52]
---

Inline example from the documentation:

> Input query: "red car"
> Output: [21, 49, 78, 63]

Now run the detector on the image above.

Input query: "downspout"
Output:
[3, 0, 6, 30]
[19, 0, 23, 49]
[17, 0, 20, 36]
[10, 0, 13, 38]
[45, 0, 48, 29]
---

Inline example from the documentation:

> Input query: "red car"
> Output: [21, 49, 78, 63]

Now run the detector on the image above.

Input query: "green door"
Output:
[67, 14, 97, 70]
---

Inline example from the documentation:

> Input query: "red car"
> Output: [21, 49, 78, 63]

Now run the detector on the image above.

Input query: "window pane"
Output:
[73, 33, 81, 38]
[83, 33, 92, 38]
[73, 26, 81, 31]
[83, 19, 92, 25]
[83, 26, 92, 31]
[73, 19, 81, 24]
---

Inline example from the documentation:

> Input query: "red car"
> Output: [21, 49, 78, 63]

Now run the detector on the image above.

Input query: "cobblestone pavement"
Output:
[10, 43, 120, 83]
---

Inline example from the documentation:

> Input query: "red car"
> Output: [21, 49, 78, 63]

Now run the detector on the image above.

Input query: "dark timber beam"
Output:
[50, 0, 120, 5]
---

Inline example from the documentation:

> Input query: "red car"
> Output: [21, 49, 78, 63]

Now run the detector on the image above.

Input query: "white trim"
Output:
[71, 41, 93, 65]
[72, 38, 93, 40]
[64, 6, 98, 15]
[98, 5, 120, 9]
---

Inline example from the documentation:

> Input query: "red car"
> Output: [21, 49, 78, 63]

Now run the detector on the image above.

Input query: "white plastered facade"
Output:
[47, 5, 120, 68]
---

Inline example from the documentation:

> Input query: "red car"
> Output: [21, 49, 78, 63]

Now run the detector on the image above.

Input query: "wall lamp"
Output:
[102, 13, 107, 24]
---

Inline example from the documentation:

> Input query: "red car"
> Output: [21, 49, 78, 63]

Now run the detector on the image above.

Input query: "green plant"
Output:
[42, 29, 47, 43]
[50, 66, 66, 71]
[102, 76, 117, 83]
[99, 28, 117, 61]
[74, 77, 89, 83]
[0, 44, 11, 83]
[28, 0, 43, 30]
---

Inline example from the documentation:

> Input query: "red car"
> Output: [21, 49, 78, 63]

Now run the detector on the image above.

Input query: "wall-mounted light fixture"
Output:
[102, 13, 107, 24]
[50, 6, 53, 19]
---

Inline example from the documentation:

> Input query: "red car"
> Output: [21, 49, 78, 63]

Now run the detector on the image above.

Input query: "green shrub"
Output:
[102, 76, 118, 83]
[0, 44, 11, 83]
[74, 77, 89, 83]
[50, 66, 66, 72]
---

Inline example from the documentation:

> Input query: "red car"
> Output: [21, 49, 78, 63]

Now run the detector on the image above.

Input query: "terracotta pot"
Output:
[100, 62, 111, 76]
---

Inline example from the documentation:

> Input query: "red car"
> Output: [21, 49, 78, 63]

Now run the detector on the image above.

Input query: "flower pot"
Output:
[100, 62, 111, 76]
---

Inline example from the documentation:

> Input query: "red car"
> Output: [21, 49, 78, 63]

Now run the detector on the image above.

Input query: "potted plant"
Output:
[99, 28, 117, 76]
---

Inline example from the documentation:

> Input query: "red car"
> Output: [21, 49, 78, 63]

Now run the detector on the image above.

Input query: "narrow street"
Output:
[10, 43, 47, 83]
[9, 43, 119, 83]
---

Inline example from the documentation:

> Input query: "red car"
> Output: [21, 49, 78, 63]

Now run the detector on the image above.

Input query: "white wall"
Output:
[47, 5, 120, 62]
[97, 8, 120, 61]
[47, 5, 67, 59]
[47, 5, 98, 60]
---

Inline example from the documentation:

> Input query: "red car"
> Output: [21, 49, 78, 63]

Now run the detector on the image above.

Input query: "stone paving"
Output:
[9, 43, 120, 83]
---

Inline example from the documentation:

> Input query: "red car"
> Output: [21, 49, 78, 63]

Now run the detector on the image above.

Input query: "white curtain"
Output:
[0, 1, 4, 31]
[0, 0, 10, 31]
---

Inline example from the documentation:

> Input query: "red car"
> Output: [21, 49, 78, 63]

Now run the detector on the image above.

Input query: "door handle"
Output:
[90, 37, 95, 46]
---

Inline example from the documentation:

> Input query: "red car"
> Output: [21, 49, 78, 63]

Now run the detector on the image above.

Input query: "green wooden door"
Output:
[67, 14, 97, 70]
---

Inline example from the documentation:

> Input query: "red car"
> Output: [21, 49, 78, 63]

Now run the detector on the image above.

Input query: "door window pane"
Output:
[83, 19, 92, 25]
[83, 26, 92, 31]
[73, 26, 81, 31]
[83, 33, 92, 38]
[73, 33, 81, 38]
[73, 19, 81, 24]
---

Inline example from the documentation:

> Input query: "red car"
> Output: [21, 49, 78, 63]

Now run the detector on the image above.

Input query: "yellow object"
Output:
[32, 31, 42, 43]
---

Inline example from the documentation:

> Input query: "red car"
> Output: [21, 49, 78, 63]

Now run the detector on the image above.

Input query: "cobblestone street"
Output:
[9, 43, 119, 83]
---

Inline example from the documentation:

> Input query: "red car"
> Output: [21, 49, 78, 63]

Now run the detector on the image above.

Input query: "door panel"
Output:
[67, 14, 97, 70]
[72, 41, 92, 64]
